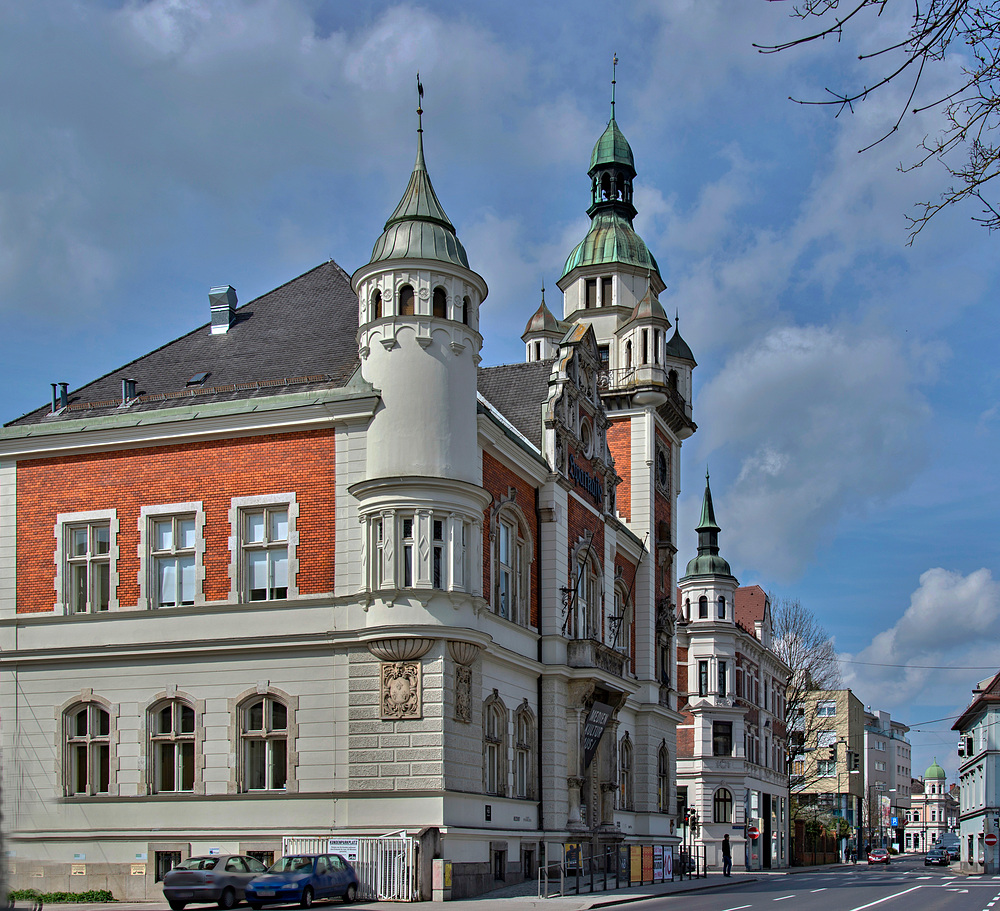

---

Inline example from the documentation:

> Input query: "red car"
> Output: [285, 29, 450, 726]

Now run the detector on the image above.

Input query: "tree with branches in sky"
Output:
[758, 1, 1000, 241]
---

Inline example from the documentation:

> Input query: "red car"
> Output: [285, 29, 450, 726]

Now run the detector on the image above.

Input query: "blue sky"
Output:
[2, 0, 998, 784]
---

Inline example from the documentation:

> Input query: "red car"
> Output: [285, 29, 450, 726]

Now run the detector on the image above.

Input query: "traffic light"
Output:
[828, 745, 837, 762]
[852, 751, 860, 771]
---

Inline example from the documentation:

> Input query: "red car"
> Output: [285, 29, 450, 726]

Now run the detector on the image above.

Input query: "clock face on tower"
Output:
[656, 448, 669, 491]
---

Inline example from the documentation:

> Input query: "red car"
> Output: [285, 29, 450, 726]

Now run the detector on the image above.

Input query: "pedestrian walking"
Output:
[722, 833, 732, 877]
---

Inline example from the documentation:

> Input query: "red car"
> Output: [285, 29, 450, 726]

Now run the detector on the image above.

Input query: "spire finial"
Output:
[416, 73, 424, 133]
[541, 280, 546, 303]
[611, 53, 618, 119]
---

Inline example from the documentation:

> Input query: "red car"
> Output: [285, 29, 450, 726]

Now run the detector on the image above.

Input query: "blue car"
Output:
[246, 854, 359, 908]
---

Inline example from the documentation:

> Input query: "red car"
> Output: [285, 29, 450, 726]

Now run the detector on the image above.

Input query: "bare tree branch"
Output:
[759, 0, 1000, 241]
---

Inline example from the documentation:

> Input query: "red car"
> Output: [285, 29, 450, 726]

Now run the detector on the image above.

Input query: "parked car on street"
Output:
[162, 854, 270, 910]
[867, 848, 890, 865]
[924, 848, 950, 866]
[245, 853, 359, 908]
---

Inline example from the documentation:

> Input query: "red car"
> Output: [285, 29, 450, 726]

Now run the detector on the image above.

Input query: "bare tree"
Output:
[757, 1, 1000, 241]
[770, 596, 842, 824]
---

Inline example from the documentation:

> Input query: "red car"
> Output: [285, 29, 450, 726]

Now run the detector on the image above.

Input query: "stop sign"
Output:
[747, 826, 760, 840]
[986, 833, 997, 847]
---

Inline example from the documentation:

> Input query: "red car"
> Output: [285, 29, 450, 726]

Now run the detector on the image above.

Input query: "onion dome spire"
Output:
[665, 309, 697, 364]
[368, 77, 469, 268]
[684, 470, 734, 577]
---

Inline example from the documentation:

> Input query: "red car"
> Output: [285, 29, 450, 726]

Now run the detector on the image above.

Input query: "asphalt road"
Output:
[632, 856, 999, 911]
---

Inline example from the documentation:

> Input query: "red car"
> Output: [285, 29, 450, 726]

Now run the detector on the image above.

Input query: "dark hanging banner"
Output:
[582, 701, 615, 770]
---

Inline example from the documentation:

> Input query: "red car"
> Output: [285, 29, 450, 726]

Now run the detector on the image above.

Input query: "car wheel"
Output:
[218, 887, 237, 910]
[169, 902, 187, 911]
[300, 886, 314, 909]
[344, 883, 358, 903]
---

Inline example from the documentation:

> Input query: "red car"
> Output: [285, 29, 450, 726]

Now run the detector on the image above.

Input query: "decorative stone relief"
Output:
[381, 661, 421, 720]
[448, 640, 481, 724]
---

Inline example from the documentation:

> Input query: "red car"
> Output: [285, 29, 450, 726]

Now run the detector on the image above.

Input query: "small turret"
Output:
[522, 285, 564, 362]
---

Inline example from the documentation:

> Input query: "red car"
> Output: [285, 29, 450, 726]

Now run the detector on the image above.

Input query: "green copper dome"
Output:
[683, 472, 735, 578]
[561, 211, 660, 279]
[924, 758, 946, 780]
[369, 130, 469, 268]
[590, 117, 635, 172]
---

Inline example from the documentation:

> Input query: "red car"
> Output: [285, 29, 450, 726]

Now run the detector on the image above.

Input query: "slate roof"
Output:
[735, 585, 769, 634]
[478, 360, 553, 450]
[7, 261, 363, 427]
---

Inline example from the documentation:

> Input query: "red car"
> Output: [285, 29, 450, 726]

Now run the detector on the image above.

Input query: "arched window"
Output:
[433, 286, 447, 318]
[653, 329, 660, 364]
[462, 295, 470, 325]
[657, 745, 670, 813]
[571, 542, 601, 640]
[668, 369, 678, 391]
[398, 284, 415, 316]
[65, 701, 111, 796]
[713, 787, 733, 823]
[150, 698, 197, 793]
[641, 329, 649, 365]
[601, 173, 612, 200]
[484, 695, 507, 796]
[717, 596, 726, 619]
[618, 734, 634, 810]
[371, 289, 382, 320]
[240, 695, 288, 791]
[698, 595, 708, 619]
[625, 340, 632, 369]
[684, 597, 690, 621]
[493, 503, 532, 626]
[613, 580, 632, 656]
[514, 705, 535, 799]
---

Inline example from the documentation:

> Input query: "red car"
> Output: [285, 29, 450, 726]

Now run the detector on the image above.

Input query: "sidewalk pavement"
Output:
[16, 864, 851, 911]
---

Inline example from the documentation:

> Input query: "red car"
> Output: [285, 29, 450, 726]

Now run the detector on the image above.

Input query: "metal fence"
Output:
[539, 842, 703, 898]
[282, 833, 417, 901]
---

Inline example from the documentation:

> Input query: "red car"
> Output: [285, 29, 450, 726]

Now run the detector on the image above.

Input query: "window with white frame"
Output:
[240, 695, 288, 791]
[484, 696, 507, 796]
[514, 706, 534, 799]
[229, 495, 298, 603]
[65, 701, 111, 796]
[713, 787, 733, 823]
[569, 539, 600, 640]
[817, 730, 837, 747]
[612, 581, 632, 656]
[365, 509, 473, 594]
[56, 509, 119, 614]
[618, 735, 634, 810]
[816, 700, 837, 716]
[718, 660, 728, 696]
[150, 699, 197, 793]
[817, 759, 836, 776]
[493, 503, 531, 625]
[139, 503, 205, 609]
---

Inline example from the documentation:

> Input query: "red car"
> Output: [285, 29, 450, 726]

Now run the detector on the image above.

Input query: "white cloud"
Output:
[695, 324, 931, 579]
[842, 567, 1000, 709]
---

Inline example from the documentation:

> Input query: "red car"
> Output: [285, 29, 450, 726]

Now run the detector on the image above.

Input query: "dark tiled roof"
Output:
[7, 261, 361, 427]
[478, 360, 553, 449]
[735, 585, 768, 632]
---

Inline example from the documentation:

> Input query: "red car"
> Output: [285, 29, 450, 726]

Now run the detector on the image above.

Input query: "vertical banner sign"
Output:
[629, 846, 642, 884]
[618, 845, 629, 882]
[641, 846, 653, 883]
[582, 702, 614, 769]
[653, 846, 663, 881]
[664, 845, 673, 879]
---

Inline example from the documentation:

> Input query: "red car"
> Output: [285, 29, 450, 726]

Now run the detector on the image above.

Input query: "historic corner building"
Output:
[0, 99, 703, 900]
[674, 479, 790, 871]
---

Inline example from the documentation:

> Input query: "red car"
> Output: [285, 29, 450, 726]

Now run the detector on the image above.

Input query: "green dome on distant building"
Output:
[561, 210, 660, 278]
[925, 758, 946, 780]
[682, 472, 735, 579]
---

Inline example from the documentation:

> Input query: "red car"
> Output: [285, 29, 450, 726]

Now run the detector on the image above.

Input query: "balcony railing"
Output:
[598, 367, 689, 414]
[567, 638, 627, 678]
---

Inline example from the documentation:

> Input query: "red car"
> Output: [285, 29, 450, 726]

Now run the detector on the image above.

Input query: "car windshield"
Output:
[175, 857, 220, 871]
[269, 856, 315, 874]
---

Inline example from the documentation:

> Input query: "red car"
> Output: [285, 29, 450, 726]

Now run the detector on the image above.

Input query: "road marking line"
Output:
[773, 896, 794, 902]
[810, 888, 827, 893]
[846, 884, 922, 911]
[721, 906, 751, 911]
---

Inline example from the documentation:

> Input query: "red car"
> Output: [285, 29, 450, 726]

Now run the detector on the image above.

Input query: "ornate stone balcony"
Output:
[567, 637, 627, 678]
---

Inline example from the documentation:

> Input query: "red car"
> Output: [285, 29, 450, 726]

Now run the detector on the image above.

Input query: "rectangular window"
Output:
[373, 517, 385, 588]
[432, 519, 445, 590]
[152, 515, 196, 607]
[598, 345, 610, 371]
[698, 660, 709, 697]
[817, 729, 837, 747]
[875, 761, 886, 771]
[712, 722, 733, 757]
[498, 520, 511, 618]
[402, 517, 414, 587]
[155, 851, 182, 883]
[718, 660, 727, 696]
[816, 700, 837, 716]
[817, 760, 836, 776]
[244, 507, 288, 600]
[600, 276, 612, 307]
[66, 522, 111, 613]
[585, 279, 597, 309]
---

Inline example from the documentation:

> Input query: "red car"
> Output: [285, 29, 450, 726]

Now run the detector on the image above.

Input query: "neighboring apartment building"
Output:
[791, 689, 865, 834]
[907, 761, 956, 853]
[0, 97, 697, 898]
[675, 480, 790, 872]
[954, 670, 1000, 870]
[863, 708, 911, 852]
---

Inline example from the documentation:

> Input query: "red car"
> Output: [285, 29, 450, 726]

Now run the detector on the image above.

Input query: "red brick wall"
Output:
[16, 430, 336, 613]
[653, 428, 673, 603]
[607, 419, 631, 521]
[677, 645, 688, 695]
[677, 723, 694, 758]
[481, 451, 540, 628]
